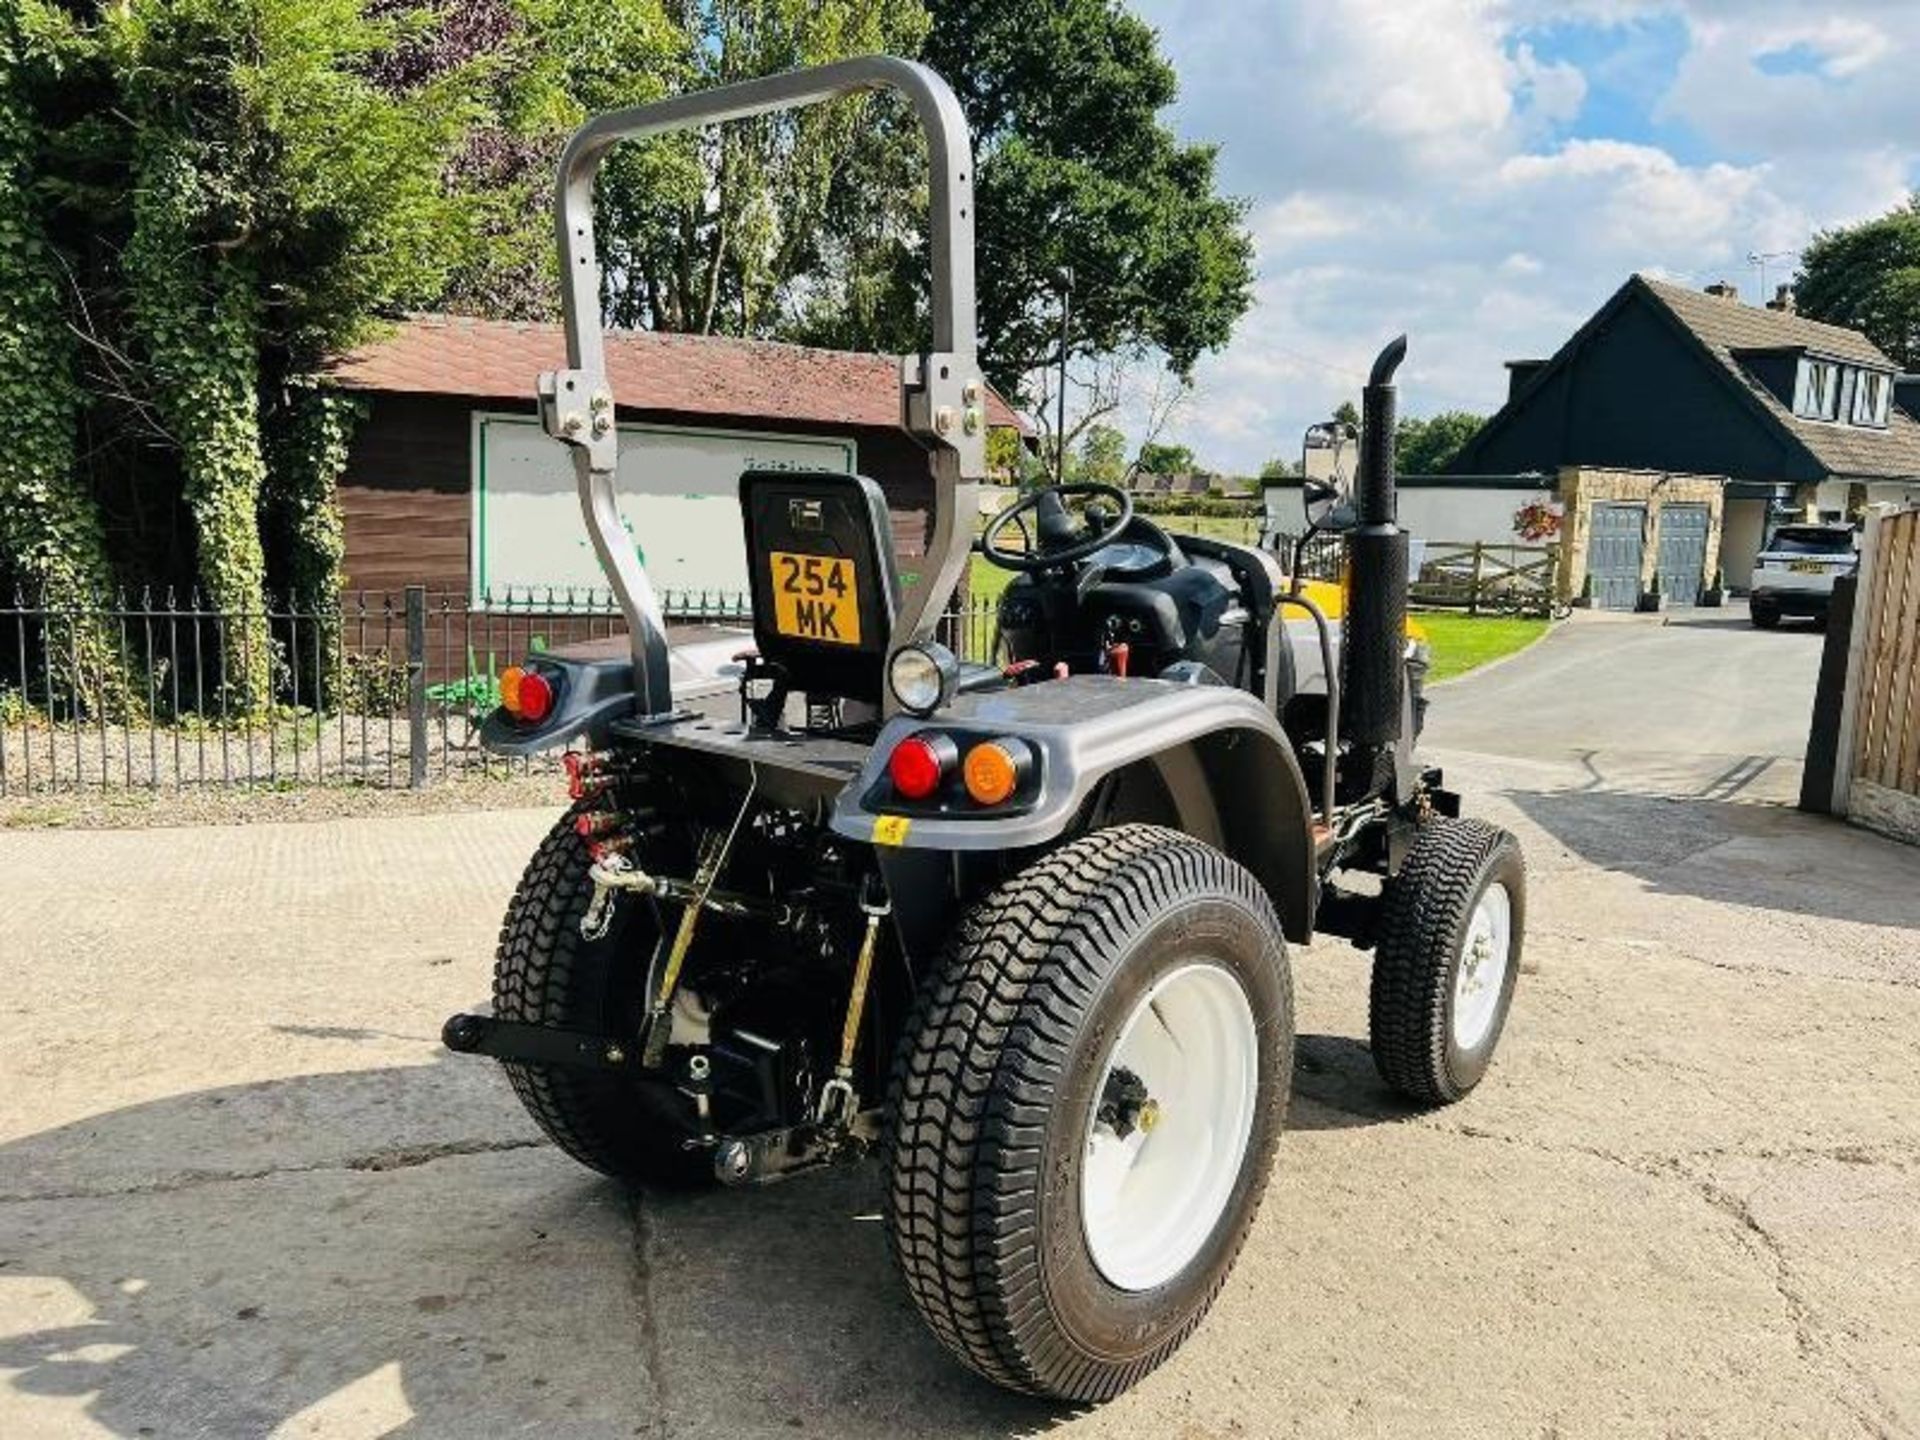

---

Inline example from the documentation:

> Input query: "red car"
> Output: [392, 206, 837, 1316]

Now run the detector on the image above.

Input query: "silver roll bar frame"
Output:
[535, 55, 988, 718]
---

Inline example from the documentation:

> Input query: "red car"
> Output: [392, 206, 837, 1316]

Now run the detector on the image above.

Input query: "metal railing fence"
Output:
[0, 585, 999, 795]
[0, 536, 1552, 797]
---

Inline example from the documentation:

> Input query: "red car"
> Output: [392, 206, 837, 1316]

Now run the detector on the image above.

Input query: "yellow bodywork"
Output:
[1293, 577, 1428, 644]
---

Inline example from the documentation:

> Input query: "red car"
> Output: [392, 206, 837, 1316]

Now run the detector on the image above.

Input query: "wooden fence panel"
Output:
[1857, 510, 1920, 792]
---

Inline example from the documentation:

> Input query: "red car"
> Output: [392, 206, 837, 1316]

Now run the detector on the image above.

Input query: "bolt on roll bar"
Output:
[536, 55, 989, 718]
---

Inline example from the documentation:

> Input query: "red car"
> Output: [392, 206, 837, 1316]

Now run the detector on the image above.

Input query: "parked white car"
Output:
[1749, 523, 1858, 628]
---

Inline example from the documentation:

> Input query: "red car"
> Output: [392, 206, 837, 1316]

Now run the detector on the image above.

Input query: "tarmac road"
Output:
[2, 610, 1916, 1439]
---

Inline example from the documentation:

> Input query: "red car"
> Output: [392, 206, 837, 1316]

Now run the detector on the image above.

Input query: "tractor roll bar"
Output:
[538, 55, 988, 718]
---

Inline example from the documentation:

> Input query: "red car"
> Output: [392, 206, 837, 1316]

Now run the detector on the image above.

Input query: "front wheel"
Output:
[1369, 817, 1526, 1105]
[887, 826, 1293, 1402]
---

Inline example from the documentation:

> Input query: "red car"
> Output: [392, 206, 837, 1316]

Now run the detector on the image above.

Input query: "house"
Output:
[324, 315, 1029, 603]
[1450, 275, 1920, 593]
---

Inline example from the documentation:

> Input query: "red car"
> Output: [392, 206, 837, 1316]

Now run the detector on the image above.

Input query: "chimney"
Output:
[1504, 359, 1546, 402]
[1766, 283, 1795, 313]
[1704, 280, 1741, 302]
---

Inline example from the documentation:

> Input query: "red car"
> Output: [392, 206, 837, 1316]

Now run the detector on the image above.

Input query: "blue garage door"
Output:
[1588, 503, 1645, 611]
[1656, 503, 1711, 608]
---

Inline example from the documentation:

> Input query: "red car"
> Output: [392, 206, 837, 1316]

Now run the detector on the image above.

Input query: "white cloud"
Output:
[1112, 0, 1920, 473]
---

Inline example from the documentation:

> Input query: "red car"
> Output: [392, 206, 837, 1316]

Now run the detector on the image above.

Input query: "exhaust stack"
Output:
[1341, 335, 1409, 749]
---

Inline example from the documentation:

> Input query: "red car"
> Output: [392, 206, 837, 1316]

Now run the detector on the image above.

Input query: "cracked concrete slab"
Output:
[2, 610, 1917, 1438]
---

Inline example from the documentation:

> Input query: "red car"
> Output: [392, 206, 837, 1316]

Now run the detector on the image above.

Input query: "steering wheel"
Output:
[979, 482, 1137, 572]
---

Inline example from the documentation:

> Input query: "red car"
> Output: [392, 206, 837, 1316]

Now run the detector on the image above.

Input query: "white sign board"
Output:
[471, 413, 856, 604]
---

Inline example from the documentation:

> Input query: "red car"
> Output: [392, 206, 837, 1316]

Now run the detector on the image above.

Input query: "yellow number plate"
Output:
[769, 551, 860, 645]
[1788, 560, 1827, 574]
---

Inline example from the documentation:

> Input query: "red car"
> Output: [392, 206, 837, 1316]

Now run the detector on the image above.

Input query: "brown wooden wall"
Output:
[337, 392, 937, 599]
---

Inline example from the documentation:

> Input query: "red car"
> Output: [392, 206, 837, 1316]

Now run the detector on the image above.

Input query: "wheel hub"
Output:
[1450, 882, 1513, 1052]
[1081, 963, 1259, 1293]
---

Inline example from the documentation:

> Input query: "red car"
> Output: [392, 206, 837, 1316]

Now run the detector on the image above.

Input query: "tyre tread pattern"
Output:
[491, 810, 688, 1179]
[885, 824, 1290, 1402]
[1369, 816, 1522, 1105]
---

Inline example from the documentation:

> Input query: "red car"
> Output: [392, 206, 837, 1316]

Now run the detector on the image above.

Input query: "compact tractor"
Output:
[442, 55, 1527, 1403]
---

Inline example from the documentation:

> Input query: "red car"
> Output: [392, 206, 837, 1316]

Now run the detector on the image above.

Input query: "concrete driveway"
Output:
[2, 612, 1916, 1439]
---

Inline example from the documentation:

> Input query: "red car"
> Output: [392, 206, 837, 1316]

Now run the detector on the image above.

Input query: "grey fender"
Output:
[830, 675, 1319, 942]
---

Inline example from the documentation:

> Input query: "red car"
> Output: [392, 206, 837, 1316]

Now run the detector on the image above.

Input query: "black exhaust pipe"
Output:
[1342, 335, 1409, 749]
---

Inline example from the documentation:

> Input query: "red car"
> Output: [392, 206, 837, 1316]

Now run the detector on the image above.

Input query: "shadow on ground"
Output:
[0, 1059, 1052, 1439]
[0, 1025, 1428, 1437]
[1507, 782, 1920, 933]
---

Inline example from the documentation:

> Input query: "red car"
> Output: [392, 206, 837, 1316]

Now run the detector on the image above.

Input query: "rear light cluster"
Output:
[886, 731, 1035, 808]
[499, 664, 554, 724]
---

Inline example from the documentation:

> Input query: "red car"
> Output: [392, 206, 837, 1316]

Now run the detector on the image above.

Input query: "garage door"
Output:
[1656, 503, 1711, 608]
[1588, 503, 1645, 611]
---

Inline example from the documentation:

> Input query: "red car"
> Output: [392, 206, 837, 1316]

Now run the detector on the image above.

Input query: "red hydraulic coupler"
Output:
[574, 810, 624, 841]
[564, 749, 616, 801]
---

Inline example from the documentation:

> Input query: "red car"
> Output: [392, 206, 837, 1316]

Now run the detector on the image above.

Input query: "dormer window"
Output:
[1791, 358, 1893, 427]
[1853, 369, 1891, 428]
[1795, 360, 1839, 420]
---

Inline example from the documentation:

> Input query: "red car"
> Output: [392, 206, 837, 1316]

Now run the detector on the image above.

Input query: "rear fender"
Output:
[831, 675, 1318, 942]
[478, 641, 635, 757]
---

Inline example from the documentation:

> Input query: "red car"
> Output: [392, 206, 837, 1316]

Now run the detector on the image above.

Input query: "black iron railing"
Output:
[0, 585, 1001, 795]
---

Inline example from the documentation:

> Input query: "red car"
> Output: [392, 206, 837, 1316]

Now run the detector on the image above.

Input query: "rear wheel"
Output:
[887, 825, 1292, 1402]
[1369, 818, 1525, 1105]
[1750, 600, 1781, 629]
[491, 810, 710, 1184]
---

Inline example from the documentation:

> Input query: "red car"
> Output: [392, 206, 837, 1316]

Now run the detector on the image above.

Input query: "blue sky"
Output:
[1112, 0, 1920, 472]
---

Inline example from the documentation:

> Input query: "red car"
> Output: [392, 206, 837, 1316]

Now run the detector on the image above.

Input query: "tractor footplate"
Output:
[441, 1013, 634, 1071]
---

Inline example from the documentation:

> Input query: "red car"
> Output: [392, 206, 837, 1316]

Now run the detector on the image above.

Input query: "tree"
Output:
[1795, 196, 1920, 369]
[96, 0, 481, 706]
[912, 0, 1254, 401]
[1332, 400, 1360, 430]
[0, 4, 133, 715]
[602, 0, 929, 335]
[1076, 423, 1127, 485]
[1137, 441, 1194, 475]
[1396, 411, 1485, 476]
[1259, 456, 1294, 480]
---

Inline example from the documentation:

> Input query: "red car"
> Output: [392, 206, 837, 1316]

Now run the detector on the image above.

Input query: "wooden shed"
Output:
[325, 315, 1028, 604]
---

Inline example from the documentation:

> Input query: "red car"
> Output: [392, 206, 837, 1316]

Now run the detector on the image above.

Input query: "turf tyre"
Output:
[491, 809, 709, 1184]
[886, 825, 1293, 1402]
[1369, 817, 1525, 1105]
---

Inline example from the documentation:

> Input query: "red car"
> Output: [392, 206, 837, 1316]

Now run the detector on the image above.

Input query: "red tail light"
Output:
[888, 732, 956, 800]
[516, 670, 554, 722]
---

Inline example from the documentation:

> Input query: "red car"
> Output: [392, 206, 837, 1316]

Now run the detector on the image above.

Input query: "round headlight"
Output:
[887, 642, 958, 716]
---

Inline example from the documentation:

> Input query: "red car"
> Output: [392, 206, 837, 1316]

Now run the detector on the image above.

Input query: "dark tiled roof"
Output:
[1640, 277, 1920, 480]
[326, 315, 1030, 434]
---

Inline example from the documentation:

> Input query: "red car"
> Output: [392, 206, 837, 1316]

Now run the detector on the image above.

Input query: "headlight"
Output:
[887, 641, 959, 716]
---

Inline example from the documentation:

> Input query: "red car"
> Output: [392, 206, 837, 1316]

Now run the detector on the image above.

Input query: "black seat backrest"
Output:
[739, 470, 899, 703]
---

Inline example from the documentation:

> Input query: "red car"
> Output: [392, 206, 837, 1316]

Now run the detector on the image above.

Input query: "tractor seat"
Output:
[739, 470, 900, 706]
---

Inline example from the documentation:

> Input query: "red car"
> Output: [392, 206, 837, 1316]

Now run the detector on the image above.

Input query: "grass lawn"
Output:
[968, 539, 1553, 685]
[1415, 612, 1550, 682]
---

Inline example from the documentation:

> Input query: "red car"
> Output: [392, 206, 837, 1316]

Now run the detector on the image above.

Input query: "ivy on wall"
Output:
[124, 142, 275, 711]
[0, 12, 137, 718]
[265, 384, 361, 698]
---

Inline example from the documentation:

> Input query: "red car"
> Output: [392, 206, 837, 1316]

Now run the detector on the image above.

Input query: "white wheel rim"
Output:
[1452, 882, 1512, 1051]
[1081, 962, 1259, 1293]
